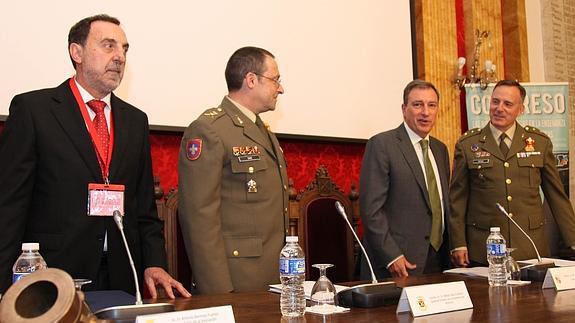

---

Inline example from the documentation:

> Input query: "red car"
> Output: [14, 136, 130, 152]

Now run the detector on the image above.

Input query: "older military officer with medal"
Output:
[449, 80, 575, 266]
[178, 47, 289, 294]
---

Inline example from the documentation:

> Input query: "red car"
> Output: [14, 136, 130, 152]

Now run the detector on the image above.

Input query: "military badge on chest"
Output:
[233, 146, 261, 193]
[233, 145, 261, 162]
[525, 137, 535, 152]
[247, 178, 258, 193]
[470, 143, 491, 164]
[246, 166, 257, 193]
[517, 137, 541, 158]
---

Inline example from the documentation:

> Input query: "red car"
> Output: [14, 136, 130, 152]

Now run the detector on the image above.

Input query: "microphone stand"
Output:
[334, 201, 402, 308]
[93, 211, 175, 321]
[114, 211, 143, 305]
[495, 203, 555, 281]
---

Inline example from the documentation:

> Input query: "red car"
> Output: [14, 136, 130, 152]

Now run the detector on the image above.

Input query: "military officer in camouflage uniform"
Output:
[178, 47, 289, 294]
[449, 80, 575, 266]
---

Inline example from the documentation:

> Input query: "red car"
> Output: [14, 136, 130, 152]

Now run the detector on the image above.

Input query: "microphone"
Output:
[335, 201, 377, 284]
[495, 203, 554, 281]
[113, 210, 142, 305]
[334, 201, 402, 308]
[93, 210, 175, 321]
[495, 203, 542, 263]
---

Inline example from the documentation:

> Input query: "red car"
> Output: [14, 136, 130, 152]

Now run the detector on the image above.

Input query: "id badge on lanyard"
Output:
[69, 79, 124, 217]
[87, 183, 125, 216]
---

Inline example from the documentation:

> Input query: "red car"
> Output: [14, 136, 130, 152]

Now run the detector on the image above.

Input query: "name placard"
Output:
[396, 281, 473, 317]
[542, 267, 575, 291]
[135, 305, 235, 323]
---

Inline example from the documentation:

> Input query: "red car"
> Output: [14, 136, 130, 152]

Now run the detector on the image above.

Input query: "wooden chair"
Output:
[288, 166, 359, 283]
[154, 180, 192, 289]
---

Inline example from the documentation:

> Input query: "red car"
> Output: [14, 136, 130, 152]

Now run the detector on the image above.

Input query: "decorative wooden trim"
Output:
[157, 188, 179, 280]
[290, 165, 356, 280]
[502, 0, 530, 81]
[414, 0, 461, 161]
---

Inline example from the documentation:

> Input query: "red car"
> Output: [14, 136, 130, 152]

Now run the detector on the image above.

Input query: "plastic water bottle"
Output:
[279, 236, 306, 317]
[12, 243, 47, 283]
[486, 227, 507, 286]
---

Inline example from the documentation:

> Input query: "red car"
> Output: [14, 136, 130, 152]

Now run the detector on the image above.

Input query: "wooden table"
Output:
[161, 273, 575, 322]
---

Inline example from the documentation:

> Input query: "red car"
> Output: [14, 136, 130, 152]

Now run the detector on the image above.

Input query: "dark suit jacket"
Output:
[0, 80, 167, 294]
[178, 97, 289, 294]
[359, 124, 450, 279]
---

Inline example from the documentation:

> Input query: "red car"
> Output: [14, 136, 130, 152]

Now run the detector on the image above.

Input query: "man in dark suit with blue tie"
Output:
[360, 80, 451, 278]
[0, 14, 190, 298]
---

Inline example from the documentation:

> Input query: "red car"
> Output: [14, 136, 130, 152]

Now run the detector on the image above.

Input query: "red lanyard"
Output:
[69, 78, 115, 183]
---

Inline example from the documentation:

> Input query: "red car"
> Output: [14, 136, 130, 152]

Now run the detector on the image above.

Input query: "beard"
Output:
[79, 64, 124, 98]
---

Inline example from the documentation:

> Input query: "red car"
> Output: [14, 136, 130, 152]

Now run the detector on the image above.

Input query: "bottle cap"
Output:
[21, 243, 40, 251]
[490, 227, 500, 233]
[286, 236, 298, 243]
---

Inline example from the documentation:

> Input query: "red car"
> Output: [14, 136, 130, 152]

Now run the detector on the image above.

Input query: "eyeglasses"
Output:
[253, 73, 282, 86]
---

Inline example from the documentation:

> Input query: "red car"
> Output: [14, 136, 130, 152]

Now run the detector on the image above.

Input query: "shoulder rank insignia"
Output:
[203, 107, 223, 118]
[186, 139, 202, 161]
[524, 125, 549, 138]
[460, 128, 481, 141]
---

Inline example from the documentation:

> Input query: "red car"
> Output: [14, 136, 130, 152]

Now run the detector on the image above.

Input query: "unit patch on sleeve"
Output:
[186, 139, 203, 161]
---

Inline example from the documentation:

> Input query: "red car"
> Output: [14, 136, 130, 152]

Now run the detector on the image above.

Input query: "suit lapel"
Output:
[50, 80, 102, 181]
[396, 125, 430, 209]
[508, 125, 527, 159]
[244, 123, 276, 159]
[108, 94, 131, 180]
[222, 98, 278, 160]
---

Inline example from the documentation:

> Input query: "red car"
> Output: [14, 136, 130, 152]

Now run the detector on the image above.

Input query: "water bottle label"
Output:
[279, 258, 305, 275]
[487, 243, 506, 256]
[12, 273, 29, 283]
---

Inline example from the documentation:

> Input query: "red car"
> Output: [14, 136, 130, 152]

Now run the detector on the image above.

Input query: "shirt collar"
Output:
[403, 121, 430, 145]
[226, 95, 257, 123]
[489, 122, 516, 142]
[74, 77, 111, 108]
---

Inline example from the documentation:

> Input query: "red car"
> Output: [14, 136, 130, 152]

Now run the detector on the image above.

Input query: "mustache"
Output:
[107, 62, 123, 72]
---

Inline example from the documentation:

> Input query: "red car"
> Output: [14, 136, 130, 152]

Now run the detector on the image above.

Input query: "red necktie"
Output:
[86, 100, 109, 161]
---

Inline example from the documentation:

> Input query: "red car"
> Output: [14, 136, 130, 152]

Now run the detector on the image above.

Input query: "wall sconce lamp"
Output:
[454, 30, 497, 90]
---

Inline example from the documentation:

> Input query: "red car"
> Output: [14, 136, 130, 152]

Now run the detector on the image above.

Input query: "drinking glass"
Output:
[73, 278, 92, 291]
[504, 248, 521, 281]
[310, 264, 336, 306]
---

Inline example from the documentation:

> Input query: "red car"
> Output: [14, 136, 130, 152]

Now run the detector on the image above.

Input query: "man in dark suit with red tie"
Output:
[0, 14, 190, 298]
